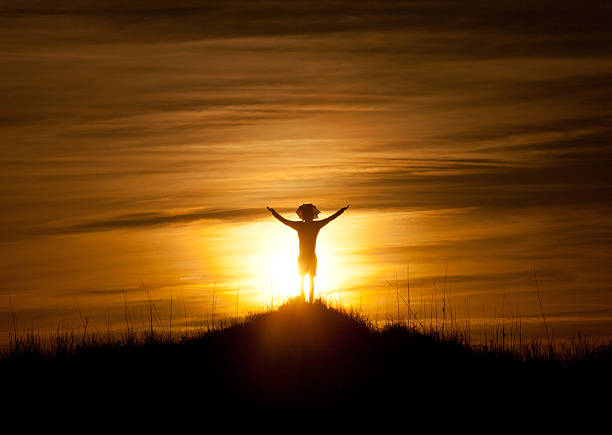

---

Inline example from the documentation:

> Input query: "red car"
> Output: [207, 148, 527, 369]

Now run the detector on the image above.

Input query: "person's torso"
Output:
[295, 221, 322, 256]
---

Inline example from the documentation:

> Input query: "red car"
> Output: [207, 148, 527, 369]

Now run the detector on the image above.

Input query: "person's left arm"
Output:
[317, 205, 349, 227]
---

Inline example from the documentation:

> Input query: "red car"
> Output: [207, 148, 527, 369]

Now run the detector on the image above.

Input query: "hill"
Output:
[2, 298, 610, 416]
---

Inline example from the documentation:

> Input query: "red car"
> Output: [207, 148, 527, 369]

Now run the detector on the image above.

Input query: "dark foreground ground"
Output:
[2, 299, 610, 419]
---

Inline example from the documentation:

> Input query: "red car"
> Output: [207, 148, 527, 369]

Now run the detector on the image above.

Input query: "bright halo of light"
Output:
[246, 221, 301, 301]
[215, 215, 368, 306]
[240, 220, 345, 302]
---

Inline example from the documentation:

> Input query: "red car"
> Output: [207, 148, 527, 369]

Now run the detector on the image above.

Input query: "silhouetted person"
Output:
[267, 203, 349, 303]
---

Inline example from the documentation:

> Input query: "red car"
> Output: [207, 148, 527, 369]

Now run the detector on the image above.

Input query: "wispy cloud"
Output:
[32, 207, 266, 234]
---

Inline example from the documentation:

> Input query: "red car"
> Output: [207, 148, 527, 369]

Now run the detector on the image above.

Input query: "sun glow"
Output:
[203, 211, 379, 308]
[220, 219, 349, 303]
[258, 227, 301, 299]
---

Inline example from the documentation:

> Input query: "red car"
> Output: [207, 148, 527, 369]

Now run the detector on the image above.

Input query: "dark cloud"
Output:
[55, 287, 141, 297]
[2, 1, 610, 49]
[29, 207, 267, 235]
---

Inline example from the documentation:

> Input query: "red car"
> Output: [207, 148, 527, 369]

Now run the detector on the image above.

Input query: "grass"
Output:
[3, 295, 609, 365]
[2, 296, 610, 415]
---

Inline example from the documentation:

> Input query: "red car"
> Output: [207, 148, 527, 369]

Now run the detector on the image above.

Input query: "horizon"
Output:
[2, 1, 612, 345]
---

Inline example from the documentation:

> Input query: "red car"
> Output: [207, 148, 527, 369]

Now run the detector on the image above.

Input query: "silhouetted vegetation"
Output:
[2, 297, 610, 414]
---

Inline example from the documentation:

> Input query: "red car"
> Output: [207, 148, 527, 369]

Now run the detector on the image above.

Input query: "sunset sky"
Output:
[2, 1, 611, 343]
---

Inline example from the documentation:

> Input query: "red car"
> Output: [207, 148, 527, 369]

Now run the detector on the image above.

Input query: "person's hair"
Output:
[296, 204, 320, 221]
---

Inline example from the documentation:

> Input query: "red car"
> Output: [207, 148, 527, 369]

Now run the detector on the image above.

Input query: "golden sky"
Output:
[1, 1, 612, 343]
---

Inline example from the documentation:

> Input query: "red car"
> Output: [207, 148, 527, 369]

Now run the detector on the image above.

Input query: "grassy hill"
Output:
[2, 298, 610, 415]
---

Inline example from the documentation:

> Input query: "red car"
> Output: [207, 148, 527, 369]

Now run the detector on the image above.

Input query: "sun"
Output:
[256, 223, 302, 299]
[261, 243, 301, 298]
[240, 220, 301, 300]
[253, 221, 346, 301]
[217, 217, 358, 305]
[248, 220, 343, 301]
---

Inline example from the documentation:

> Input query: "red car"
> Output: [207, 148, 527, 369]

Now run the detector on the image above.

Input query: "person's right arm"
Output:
[267, 207, 299, 229]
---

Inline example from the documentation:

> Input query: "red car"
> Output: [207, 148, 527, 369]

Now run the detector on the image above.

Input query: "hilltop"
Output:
[2, 298, 610, 416]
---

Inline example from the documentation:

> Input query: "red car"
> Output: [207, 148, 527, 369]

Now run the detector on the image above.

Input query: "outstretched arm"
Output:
[267, 207, 299, 229]
[318, 205, 349, 227]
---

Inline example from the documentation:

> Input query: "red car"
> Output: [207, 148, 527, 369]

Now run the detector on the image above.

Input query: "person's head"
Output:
[296, 203, 320, 222]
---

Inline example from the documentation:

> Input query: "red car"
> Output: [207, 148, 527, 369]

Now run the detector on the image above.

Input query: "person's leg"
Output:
[309, 275, 315, 303]
[299, 273, 305, 301]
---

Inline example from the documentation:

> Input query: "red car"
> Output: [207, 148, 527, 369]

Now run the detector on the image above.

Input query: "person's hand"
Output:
[342, 205, 350, 211]
[267, 206, 275, 213]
